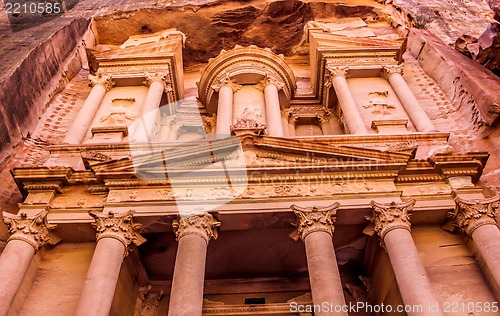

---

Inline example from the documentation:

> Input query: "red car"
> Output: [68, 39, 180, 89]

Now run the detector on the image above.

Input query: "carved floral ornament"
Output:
[381, 64, 404, 80]
[144, 71, 173, 92]
[211, 73, 242, 93]
[89, 210, 146, 257]
[2, 210, 58, 252]
[290, 203, 340, 241]
[367, 200, 415, 240]
[88, 74, 115, 91]
[450, 196, 499, 235]
[172, 213, 221, 244]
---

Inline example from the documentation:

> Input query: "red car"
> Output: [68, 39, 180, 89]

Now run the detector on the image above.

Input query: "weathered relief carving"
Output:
[89, 210, 146, 256]
[172, 213, 221, 243]
[290, 203, 339, 241]
[368, 200, 415, 239]
[363, 98, 396, 115]
[450, 196, 499, 235]
[2, 210, 58, 251]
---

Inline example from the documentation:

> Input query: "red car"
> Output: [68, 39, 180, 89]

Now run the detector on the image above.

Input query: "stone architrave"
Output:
[369, 200, 443, 316]
[325, 65, 367, 134]
[75, 210, 145, 316]
[63, 74, 115, 144]
[168, 213, 221, 316]
[290, 203, 347, 316]
[451, 196, 500, 301]
[381, 65, 436, 132]
[0, 210, 57, 315]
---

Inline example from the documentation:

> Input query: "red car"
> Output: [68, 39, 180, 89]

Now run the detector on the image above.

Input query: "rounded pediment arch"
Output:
[198, 45, 297, 114]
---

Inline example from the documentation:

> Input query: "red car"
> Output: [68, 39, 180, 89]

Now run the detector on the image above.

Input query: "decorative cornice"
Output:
[290, 203, 339, 241]
[381, 65, 404, 80]
[172, 213, 221, 244]
[450, 196, 499, 235]
[2, 210, 58, 252]
[89, 210, 146, 257]
[368, 200, 415, 239]
[88, 74, 115, 91]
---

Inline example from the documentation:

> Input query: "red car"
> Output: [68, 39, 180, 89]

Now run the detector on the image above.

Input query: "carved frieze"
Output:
[2, 210, 58, 251]
[172, 213, 221, 243]
[290, 203, 339, 241]
[368, 200, 415, 239]
[450, 196, 499, 235]
[89, 210, 146, 257]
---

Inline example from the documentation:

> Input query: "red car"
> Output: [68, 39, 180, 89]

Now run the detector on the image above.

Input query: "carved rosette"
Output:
[89, 210, 146, 257]
[2, 210, 57, 252]
[290, 203, 340, 241]
[450, 196, 499, 235]
[172, 213, 221, 244]
[211, 74, 242, 93]
[381, 65, 404, 80]
[89, 74, 115, 91]
[369, 200, 415, 239]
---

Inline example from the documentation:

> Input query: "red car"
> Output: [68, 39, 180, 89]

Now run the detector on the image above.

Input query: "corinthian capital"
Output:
[381, 65, 404, 80]
[211, 74, 242, 93]
[172, 213, 221, 243]
[89, 210, 146, 257]
[2, 210, 58, 252]
[290, 203, 339, 241]
[369, 200, 415, 239]
[144, 72, 172, 90]
[255, 75, 285, 92]
[450, 196, 499, 235]
[89, 74, 115, 91]
[326, 65, 349, 79]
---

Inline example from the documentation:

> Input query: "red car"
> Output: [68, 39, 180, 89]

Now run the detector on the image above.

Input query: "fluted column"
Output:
[213, 76, 240, 138]
[63, 75, 114, 144]
[168, 213, 220, 316]
[133, 73, 170, 143]
[382, 65, 436, 132]
[369, 200, 443, 316]
[451, 196, 500, 301]
[290, 204, 347, 316]
[0, 210, 56, 316]
[326, 65, 368, 134]
[75, 210, 145, 316]
[262, 78, 285, 137]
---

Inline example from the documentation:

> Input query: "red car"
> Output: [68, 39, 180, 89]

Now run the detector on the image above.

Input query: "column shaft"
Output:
[387, 73, 436, 132]
[158, 116, 173, 142]
[0, 240, 35, 316]
[168, 234, 208, 316]
[470, 225, 500, 300]
[216, 85, 233, 137]
[281, 114, 290, 137]
[304, 232, 347, 316]
[264, 84, 285, 137]
[320, 119, 333, 135]
[75, 238, 125, 316]
[63, 83, 107, 144]
[384, 229, 442, 316]
[134, 80, 165, 142]
[331, 76, 368, 134]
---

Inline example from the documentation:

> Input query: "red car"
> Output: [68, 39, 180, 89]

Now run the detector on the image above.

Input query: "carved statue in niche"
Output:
[100, 98, 137, 125]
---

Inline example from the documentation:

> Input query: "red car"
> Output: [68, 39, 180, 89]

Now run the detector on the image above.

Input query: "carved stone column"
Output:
[281, 109, 291, 137]
[75, 210, 145, 316]
[133, 73, 170, 143]
[326, 65, 368, 134]
[451, 196, 500, 301]
[262, 78, 285, 137]
[168, 213, 220, 316]
[0, 210, 56, 315]
[158, 114, 175, 142]
[290, 204, 347, 316]
[167, 122, 182, 142]
[318, 114, 333, 135]
[288, 115, 297, 137]
[63, 74, 114, 144]
[382, 65, 436, 133]
[213, 75, 239, 138]
[369, 200, 443, 316]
